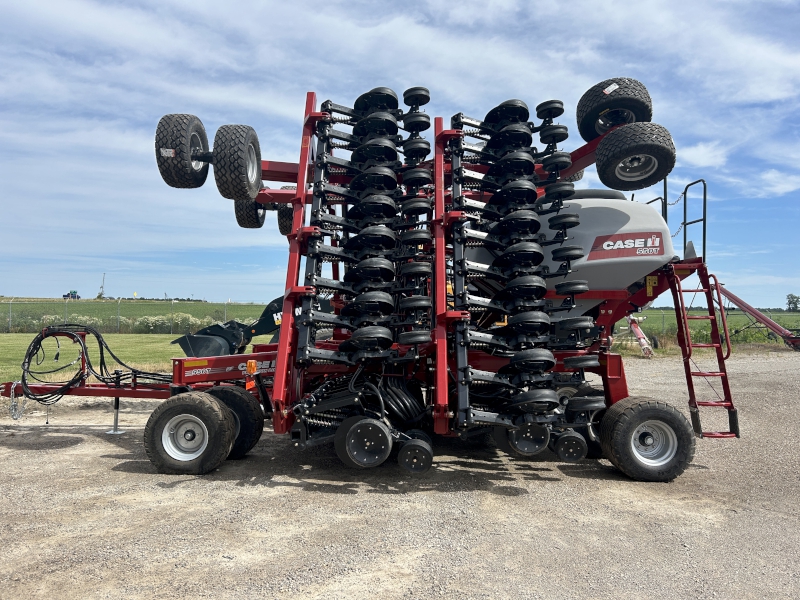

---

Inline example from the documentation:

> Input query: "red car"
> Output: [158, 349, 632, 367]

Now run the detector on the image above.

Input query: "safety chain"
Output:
[8, 382, 27, 420]
[669, 191, 686, 238]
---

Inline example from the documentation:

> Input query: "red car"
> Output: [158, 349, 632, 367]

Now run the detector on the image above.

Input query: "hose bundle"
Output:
[21, 324, 172, 404]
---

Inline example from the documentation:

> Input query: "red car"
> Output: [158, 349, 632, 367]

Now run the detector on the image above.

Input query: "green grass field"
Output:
[0, 333, 276, 384]
[0, 298, 268, 334]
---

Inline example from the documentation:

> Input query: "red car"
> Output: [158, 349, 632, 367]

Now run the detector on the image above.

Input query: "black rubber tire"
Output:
[234, 198, 266, 229]
[155, 114, 210, 189]
[600, 396, 696, 482]
[562, 169, 584, 183]
[595, 122, 676, 191]
[492, 426, 517, 455]
[397, 330, 432, 345]
[335, 417, 393, 468]
[397, 438, 434, 474]
[548, 213, 580, 230]
[399, 261, 432, 277]
[558, 384, 605, 459]
[213, 124, 262, 201]
[539, 124, 569, 145]
[569, 189, 627, 200]
[551, 245, 584, 262]
[277, 205, 294, 236]
[144, 391, 235, 475]
[554, 280, 589, 296]
[576, 78, 653, 143]
[541, 152, 572, 173]
[404, 429, 433, 446]
[206, 386, 265, 459]
[563, 355, 601, 369]
[651, 335, 660, 349]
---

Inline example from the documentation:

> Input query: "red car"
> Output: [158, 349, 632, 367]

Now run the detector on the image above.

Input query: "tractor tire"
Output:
[595, 122, 676, 191]
[206, 385, 265, 459]
[234, 198, 266, 229]
[144, 391, 235, 475]
[562, 168, 584, 183]
[600, 396, 695, 482]
[277, 205, 294, 236]
[558, 384, 605, 459]
[155, 114, 210, 189]
[277, 185, 296, 236]
[213, 124, 262, 201]
[576, 77, 653, 143]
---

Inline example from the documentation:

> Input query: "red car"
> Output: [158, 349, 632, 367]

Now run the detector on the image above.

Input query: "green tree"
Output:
[787, 294, 800, 312]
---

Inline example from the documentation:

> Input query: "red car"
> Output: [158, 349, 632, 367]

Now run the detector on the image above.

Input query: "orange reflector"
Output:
[245, 379, 255, 390]
[246, 360, 258, 375]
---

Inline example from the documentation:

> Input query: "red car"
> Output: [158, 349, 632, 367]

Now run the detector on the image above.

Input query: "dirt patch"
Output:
[1, 353, 799, 599]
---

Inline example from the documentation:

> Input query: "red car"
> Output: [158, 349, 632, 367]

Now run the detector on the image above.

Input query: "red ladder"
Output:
[667, 261, 739, 438]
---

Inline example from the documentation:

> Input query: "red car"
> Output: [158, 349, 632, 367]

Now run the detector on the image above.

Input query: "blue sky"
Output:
[1, 0, 799, 306]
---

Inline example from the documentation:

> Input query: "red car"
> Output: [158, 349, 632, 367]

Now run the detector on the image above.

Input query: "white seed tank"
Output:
[468, 189, 676, 319]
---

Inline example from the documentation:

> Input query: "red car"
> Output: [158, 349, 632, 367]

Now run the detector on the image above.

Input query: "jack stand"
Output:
[106, 396, 123, 435]
[107, 369, 124, 434]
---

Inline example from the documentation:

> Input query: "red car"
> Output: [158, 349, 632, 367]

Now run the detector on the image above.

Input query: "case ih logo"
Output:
[587, 232, 663, 261]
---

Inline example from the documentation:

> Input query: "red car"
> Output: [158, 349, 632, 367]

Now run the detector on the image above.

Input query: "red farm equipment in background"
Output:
[3, 78, 750, 481]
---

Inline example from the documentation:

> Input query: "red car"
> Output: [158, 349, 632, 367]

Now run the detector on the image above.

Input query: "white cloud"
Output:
[758, 169, 800, 196]
[1, 0, 799, 304]
[679, 141, 729, 168]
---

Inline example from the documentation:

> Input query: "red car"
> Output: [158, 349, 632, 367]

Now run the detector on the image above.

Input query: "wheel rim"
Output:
[615, 154, 659, 181]
[190, 132, 204, 171]
[347, 422, 391, 466]
[508, 423, 549, 455]
[246, 143, 258, 183]
[630, 420, 678, 467]
[595, 108, 636, 135]
[162, 414, 209, 461]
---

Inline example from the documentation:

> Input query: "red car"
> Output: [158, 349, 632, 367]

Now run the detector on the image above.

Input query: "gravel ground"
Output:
[1, 351, 799, 599]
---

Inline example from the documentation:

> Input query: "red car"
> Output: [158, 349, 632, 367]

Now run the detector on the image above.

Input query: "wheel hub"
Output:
[246, 143, 258, 183]
[615, 154, 659, 181]
[190, 132, 204, 171]
[162, 414, 209, 461]
[631, 420, 678, 467]
[595, 108, 636, 135]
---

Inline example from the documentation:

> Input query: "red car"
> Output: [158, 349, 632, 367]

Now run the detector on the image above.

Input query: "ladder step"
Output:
[690, 343, 720, 348]
[687, 315, 715, 320]
[682, 288, 709, 293]
[696, 401, 734, 408]
[691, 371, 726, 377]
[701, 432, 738, 439]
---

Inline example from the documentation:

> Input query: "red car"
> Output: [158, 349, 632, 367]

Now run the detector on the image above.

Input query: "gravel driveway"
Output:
[1, 351, 798, 599]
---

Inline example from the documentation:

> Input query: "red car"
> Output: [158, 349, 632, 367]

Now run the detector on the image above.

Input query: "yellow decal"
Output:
[184, 360, 208, 367]
[646, 275, 658, 297]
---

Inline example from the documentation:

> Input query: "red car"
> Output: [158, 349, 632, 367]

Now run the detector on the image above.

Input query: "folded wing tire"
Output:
[214, 124, 262, 201]
[155, 114, 210, 189]
[206, 386, 265, 459]
[576, 77, 653, 143]
[595, 122, 676, 191]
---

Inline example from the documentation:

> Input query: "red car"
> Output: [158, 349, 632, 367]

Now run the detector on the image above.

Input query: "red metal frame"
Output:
[717, 284, 800, 350]
[1, 93, 738, 445]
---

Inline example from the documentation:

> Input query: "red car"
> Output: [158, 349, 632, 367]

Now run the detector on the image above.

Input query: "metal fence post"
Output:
[117, 298, 121, 333]
[8, 298, 13, 333]
[64, 298, 68, 324]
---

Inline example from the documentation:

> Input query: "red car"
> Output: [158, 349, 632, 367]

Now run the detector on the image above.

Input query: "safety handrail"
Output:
[682, 179, 707, 260]
[671, 268, 694, 360]
[709, 273, 732, 360]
